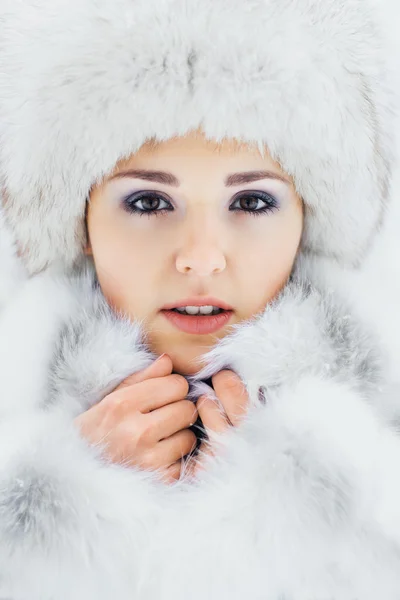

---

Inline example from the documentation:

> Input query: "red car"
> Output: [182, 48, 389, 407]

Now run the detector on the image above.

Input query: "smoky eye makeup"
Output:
[118, 189, 286, 220]
[108, 176, 291, 217]
[120, 190, 173, 216]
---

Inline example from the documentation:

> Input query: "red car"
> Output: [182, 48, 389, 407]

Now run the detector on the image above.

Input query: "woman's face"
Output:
[86, 129, 303, 375]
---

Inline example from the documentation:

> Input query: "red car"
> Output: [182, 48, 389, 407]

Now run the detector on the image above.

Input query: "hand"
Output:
[183, 370, 250, 480]
[74, 354, 198, 484]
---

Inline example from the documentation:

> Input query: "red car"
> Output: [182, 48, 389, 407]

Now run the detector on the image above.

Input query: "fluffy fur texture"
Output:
[1, 234, 400, 599]
[0, 208, 26, 311]
[1, 0, 400, 598]
[0, 0, 399, 273]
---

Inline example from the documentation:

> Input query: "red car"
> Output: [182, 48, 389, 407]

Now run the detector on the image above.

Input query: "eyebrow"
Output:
[109, 169, 290, 186]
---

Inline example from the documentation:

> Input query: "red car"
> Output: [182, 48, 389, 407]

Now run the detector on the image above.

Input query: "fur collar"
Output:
[1, 256, 400, 598]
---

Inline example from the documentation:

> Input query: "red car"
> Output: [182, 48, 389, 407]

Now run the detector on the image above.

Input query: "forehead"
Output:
[111, 131, 274, 181]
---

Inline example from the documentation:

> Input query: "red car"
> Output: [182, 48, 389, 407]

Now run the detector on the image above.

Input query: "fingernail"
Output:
[155, 353, 166, 363]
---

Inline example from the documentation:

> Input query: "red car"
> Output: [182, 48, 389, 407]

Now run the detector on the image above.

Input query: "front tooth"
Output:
[176, 305, 216, 315]
[185, 305, 202, 315]
[199, 305, 214, 315]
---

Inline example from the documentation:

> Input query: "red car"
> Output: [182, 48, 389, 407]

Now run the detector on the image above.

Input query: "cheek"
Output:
[87, 211, 160, 314]
[239, 212, 302, 306]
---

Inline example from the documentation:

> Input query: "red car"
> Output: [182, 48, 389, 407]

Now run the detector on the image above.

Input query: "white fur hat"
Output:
[0, 0, 399, 274]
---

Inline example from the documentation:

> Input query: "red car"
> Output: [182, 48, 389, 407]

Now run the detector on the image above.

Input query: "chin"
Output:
[169, 353, 205, 377]
[159, 342, 211, 376]
[147, 327, 218, 376]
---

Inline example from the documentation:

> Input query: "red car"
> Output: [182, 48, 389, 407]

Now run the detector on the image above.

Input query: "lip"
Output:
[161, 296, 233, 310]
[161, 309, 233, 335]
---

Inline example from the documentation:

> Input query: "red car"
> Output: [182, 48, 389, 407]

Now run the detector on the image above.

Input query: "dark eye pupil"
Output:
[240, 196, 258, 210]
[141, 195, 161, 210]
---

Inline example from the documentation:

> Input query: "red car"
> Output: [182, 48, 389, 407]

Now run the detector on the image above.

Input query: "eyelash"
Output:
[121, 191, 280, 218]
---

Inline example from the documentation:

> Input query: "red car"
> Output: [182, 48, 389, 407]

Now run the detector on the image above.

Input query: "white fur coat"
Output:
[1, 216, 400, 600]
[1, 0, 400, 597]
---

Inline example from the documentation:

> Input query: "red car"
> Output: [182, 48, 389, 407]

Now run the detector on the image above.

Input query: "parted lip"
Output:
[161, 297, 234, 311]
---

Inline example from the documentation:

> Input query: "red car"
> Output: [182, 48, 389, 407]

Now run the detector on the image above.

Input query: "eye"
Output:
[120, 190, 280, 218]
[121, 191, 173, 217]
[229, 191, 279, 217]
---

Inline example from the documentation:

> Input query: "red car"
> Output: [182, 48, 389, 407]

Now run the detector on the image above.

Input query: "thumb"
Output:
[115, 353, 173, 390]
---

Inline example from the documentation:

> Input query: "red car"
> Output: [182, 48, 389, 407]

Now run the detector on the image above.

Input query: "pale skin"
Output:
[75, 127, 304, 483]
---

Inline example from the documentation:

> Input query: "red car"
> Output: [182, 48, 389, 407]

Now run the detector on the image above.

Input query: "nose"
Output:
[175, 217, 226, 276]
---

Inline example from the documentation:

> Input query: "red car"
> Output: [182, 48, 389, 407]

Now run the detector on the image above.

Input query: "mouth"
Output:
[160, 308, 233, 335]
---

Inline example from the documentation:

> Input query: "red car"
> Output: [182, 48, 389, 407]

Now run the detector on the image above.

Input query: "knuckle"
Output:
[178, 430, 197, 455]
[106, 387, 142, 416]
[216, 370, 239, 388]
[196, 395, 208, 410]
[186, 431, 198, 452]
[182, 400, 198, 424]
[170, 374, 189, 395]
[116, 374, 135, 389]
[105, 392, 126, 418]
[139, 449, 156, 470]
[136, 419, 154, 447]
[119, 421, 140, 450]
[166, 463, 181, 481]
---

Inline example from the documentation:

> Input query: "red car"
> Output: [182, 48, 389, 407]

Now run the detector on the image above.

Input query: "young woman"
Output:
[0, 0, 400, 598]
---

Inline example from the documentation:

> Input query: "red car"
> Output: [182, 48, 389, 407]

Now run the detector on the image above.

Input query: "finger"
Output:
[195, 440, 215, 464]
[196, 394, 230, 434]
[183, 441, 214, 479]
[158, 459, 182, 484]
[212, 370, 250, 427]
[148, 399, 198, 441]
[114, 353, 173, 390]
[151, 429, 198, 467]
[111, 373, 189, 414]
[180, 455, 200, 480]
